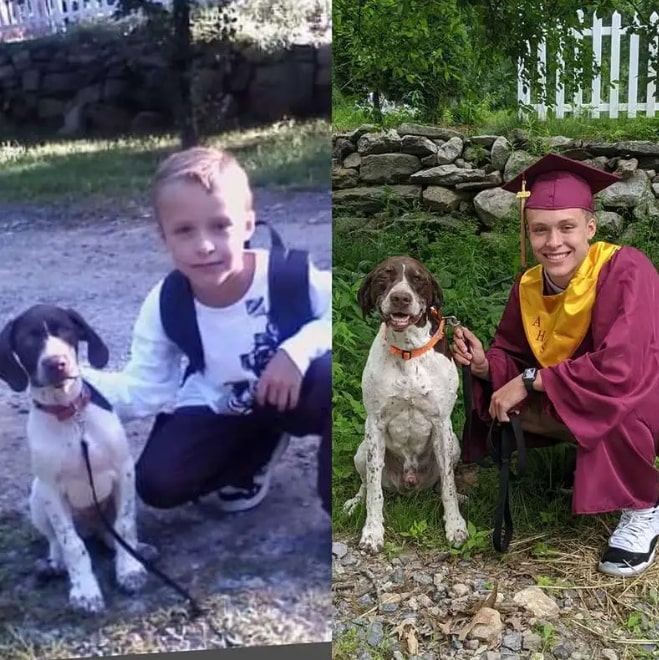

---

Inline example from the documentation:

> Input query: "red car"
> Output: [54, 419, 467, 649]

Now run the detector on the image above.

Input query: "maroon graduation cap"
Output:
[501, 153, 621, 268]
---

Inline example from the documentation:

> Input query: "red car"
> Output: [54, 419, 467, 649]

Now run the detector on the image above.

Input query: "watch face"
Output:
[523, 368, 536, 380]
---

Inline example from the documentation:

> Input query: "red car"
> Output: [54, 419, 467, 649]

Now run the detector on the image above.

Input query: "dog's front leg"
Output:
[359, 416, 386, 554]
[432, 418, 469, 548]
[113, 458, 148, 594]
[37, 481, 105, 613]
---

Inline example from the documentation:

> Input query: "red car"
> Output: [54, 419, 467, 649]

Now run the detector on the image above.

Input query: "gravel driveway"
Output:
[0, 189, 331, 658]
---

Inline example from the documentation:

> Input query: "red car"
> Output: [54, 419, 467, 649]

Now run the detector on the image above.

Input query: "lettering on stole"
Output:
[531, 315, 546, 354]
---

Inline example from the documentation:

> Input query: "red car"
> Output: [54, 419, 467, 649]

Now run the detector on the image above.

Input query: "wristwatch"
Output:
[521, 367, 538, 393]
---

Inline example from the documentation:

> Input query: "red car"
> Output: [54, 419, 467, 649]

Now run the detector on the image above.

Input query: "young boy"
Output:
[453, 153, 659, 577]
[83, 147, 331, 515]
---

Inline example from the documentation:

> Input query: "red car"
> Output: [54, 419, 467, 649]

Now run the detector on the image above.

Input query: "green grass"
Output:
[0, 119, 330, 203]
[332, 208, 659, 557]
[332, 93, 659, 141]
[332, 92, 421, 132]
[480, 113, 659, 142]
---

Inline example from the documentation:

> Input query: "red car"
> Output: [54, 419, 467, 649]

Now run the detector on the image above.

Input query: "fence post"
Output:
[609, 11, 621, 118]
[648, 12, 658, 117]
[556, 47, 565, 118]
[591, 12, 603, 118]
[628, 18, 640, 118]
[538, 40, 547, 120]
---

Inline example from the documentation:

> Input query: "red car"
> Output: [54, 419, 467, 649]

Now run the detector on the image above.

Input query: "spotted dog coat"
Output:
[0, 305, 150, 613]
[343, 256, 469, 554]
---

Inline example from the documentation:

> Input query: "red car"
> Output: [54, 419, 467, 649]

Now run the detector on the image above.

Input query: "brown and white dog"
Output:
[0, 305, 153, 613]
[343, 256, 469, 553]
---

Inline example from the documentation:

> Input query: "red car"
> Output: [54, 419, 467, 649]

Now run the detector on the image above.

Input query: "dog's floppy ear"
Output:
[66, 309, 110, 368]
[430, 275, 444, 311]
[357, 270, 377, 318]
[0, 319, 28, 392]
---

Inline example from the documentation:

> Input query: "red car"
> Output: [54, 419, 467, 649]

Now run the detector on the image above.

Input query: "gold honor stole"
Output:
[519, 241, 621, 367]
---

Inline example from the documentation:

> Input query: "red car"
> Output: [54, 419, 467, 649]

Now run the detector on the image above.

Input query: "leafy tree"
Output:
[334, 0, 659, 120]
[476, 0, 658, 107]
[116, 0, 237, 147]
[333, 0, 475, 122]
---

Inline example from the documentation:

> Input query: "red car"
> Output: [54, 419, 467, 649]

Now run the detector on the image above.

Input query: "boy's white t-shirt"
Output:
[82, 249, 331, 421]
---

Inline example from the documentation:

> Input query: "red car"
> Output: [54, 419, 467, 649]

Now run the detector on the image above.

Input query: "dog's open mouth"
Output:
[34, 374, 78, 389]
[387, 312, 414, 330]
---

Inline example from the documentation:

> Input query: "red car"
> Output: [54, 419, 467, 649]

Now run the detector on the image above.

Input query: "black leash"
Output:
[486, 414, 527, 552]
[80, 436, 205, 617]
[444, 317, 474, 452]
[460, 338, 473, 450]
[78, 418, 235, 645]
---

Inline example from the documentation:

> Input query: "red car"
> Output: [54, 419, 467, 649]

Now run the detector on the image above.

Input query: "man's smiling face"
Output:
[527, 207, 596, 288]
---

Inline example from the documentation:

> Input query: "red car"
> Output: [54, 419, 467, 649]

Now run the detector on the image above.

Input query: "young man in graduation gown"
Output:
[453, 153, 659, 577]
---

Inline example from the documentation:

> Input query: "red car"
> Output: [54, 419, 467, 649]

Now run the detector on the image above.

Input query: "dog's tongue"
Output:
[390, 314, 410, 329]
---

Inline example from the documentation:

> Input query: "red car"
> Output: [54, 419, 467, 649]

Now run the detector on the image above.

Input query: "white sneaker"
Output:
[598, 505, 659, 577]
[217, 434, 290, 513]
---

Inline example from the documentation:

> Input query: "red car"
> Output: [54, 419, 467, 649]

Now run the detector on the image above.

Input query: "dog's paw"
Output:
[359, 525, 385, 554]
[343, 497, 361, 516]
[35, 557, 67, 581]
[445, 518, 469, 548]
[117, 566, 148, 594]
[69, 586, 105, 614]
[136, 542, 159, 562]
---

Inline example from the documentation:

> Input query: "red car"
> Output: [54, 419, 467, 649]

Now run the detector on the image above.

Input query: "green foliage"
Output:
[448, 521, 491, 559]
[535, 621, 556, 651]
[115, 0, 328, 49]
[332, 87, 421, 131]
[333, 1, 659, 123]
[333, 0, 483, 123]
[400, 519, 431, 544]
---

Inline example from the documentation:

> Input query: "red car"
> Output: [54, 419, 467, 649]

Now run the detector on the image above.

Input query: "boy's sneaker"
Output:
[598, 505, 659, 577]
[217, 434, 290, 513]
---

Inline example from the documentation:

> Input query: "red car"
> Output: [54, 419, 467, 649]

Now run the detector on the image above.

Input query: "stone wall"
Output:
[333, 123, 659, 235]
[0, 28, 330, 137]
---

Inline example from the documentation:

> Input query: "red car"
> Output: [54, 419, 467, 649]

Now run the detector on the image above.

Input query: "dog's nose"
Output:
[390, 291, 412, 306]
[43, 355, 68, 374]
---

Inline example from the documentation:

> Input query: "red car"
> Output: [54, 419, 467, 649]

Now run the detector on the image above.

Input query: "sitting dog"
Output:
[343, 256, 469, 553]
[0, 304, 151, 613]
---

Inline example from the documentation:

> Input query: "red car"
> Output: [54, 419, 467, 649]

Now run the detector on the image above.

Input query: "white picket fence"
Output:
[518, 11, 658, 119]
[0, 0, 128, 40]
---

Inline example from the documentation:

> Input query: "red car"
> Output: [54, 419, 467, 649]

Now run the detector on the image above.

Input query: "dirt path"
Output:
[0, 189, 331, 658]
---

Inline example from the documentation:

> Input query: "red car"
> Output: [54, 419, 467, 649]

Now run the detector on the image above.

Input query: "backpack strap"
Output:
[252, 220, 314, 342]
[159, 270, 205, 382]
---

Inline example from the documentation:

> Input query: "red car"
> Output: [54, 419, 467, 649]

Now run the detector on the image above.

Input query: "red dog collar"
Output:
[33, 383, 91, 421]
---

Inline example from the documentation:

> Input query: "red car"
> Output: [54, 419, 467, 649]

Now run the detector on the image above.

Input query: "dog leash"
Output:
[486, 414, 527, 552]
[76, 413, 232, 643]
[443, 316, 473, 449]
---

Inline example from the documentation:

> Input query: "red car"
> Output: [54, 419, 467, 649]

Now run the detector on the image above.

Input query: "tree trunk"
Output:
[372, 89, 382, 123]
[172, 0, 197, 148]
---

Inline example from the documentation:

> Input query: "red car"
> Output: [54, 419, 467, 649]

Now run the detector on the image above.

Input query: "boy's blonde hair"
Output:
[152, 147, 253, 217]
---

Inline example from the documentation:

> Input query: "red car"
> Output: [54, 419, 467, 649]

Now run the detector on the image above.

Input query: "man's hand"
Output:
[256, 350, 303, 412]
[489, 375, 527, 422]
[452, 326, 490, 380]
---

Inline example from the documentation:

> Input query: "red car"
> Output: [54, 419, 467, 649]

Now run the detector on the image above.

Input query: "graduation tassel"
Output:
[517, 176, 531, 270]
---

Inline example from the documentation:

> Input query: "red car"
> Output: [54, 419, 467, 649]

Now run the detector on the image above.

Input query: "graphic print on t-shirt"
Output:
[220, 296, 280, 414]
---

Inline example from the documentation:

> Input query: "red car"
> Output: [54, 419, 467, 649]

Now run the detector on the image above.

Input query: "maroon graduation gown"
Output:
[462, 246, 659, 514]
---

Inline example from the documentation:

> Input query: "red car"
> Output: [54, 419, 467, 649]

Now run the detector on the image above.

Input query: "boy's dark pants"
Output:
[135, 352, 331, 514]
